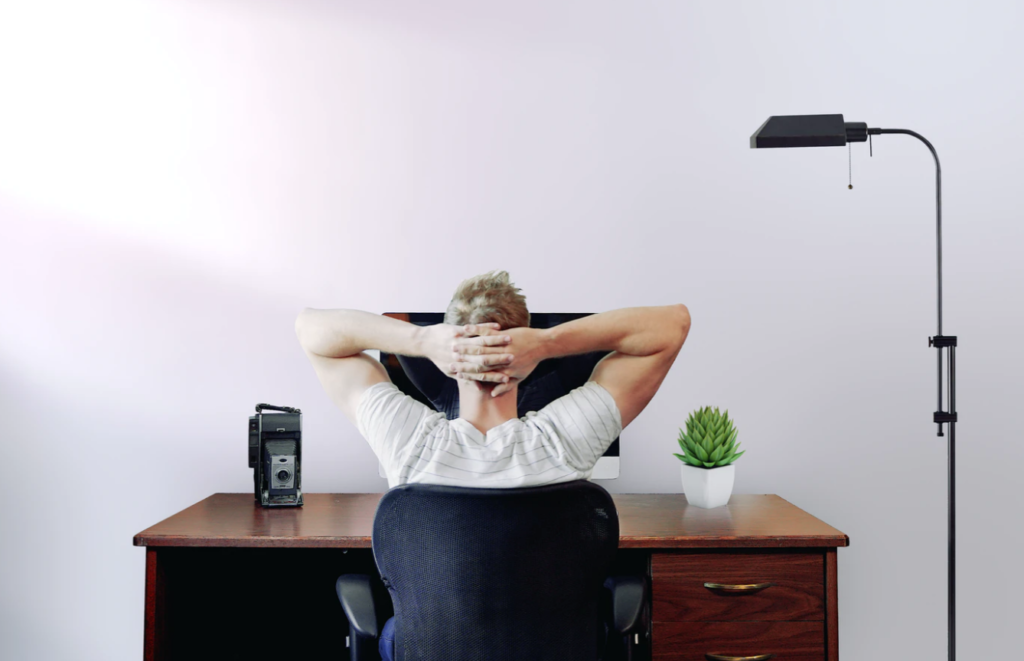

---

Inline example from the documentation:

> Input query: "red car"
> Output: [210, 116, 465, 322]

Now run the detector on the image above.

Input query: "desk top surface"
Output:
[134, 493, 848, 549]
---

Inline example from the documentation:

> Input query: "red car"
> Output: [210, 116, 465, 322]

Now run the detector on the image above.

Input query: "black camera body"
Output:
[248, 403, 303, 507]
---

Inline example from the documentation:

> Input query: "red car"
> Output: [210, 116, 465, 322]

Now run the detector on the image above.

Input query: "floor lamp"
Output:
[750, 114, 957, 661]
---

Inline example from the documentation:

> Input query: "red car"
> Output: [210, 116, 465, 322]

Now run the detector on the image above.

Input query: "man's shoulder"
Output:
[358, 381, 400, 413]
[358, 381, 447, 437]
[552, 380, 619, 412]
[525, 381, 622, 430]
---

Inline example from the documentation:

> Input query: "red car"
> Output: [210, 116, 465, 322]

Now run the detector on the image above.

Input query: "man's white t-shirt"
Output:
[357, 380, 622, 488]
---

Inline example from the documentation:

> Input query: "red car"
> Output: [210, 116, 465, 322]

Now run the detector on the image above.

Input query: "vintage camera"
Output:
[248, 403, 303, 507]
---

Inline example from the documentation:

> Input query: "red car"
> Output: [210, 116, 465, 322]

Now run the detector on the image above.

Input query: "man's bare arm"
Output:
[455, 305, 691, 428]
[294, 309, 513, 421]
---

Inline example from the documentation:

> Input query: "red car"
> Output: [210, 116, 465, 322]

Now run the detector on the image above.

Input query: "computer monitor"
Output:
[377, 312, 619, 479]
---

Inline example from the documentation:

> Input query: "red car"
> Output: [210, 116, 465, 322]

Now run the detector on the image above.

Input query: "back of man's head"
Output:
[445, 270, 530, 331]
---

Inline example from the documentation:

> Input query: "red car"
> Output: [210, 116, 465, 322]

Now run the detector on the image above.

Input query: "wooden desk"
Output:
[135, 493, 848, 661]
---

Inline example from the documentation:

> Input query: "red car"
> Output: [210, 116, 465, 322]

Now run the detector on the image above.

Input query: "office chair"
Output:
[336, 480, 648, 661]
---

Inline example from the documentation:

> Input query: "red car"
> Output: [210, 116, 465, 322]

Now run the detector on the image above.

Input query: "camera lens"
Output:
[277, 469, 290, 482]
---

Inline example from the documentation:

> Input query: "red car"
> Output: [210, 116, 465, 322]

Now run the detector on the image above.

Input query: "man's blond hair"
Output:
[444, 270, 530, 330]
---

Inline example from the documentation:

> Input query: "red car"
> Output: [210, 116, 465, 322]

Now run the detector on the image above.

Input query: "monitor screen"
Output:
[378, 312, 619, 479]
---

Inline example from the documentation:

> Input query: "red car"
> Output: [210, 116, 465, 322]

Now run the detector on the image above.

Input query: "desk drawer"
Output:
[653, 552, 824, 622]
[652, 621, 824, 661]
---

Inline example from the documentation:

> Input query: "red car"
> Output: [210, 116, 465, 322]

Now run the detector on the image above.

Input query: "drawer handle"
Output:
[706, 654, 775, 661]
[703, 582, 775, 593]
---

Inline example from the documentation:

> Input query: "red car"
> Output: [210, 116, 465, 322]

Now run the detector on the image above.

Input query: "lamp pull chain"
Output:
[870, 133, 873, 157]
[848, 143, 853, 189]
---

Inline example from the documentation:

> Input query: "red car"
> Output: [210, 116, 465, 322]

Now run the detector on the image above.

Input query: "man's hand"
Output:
[453, 326, 547, 397]
[419, 322, 514, 380]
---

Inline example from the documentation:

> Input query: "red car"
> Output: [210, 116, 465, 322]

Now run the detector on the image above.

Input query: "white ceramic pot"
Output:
[681, 464, 735, 509]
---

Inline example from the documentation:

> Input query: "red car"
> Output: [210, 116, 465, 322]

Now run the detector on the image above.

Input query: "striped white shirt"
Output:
[357, 380, 622, 488]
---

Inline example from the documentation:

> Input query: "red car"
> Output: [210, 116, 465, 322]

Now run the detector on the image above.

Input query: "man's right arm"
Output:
[457, 305, 691, 428]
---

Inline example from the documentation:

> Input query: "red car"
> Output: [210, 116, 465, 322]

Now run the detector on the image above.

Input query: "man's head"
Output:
[445, 270, 529, 397]
[444, 270, 529, 331]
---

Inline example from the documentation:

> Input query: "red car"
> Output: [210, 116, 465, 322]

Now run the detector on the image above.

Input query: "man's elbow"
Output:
[294, 308, 313, 346]
[672, 304, 691, 347]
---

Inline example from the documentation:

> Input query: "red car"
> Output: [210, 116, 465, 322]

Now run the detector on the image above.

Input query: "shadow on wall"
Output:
[0, 200, 313, 661]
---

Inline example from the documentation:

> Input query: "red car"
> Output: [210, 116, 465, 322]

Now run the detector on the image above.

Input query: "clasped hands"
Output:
[421, 322, 541, 398]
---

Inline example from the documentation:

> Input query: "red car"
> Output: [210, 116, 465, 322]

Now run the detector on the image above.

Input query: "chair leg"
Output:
[347, 624, 382, 661]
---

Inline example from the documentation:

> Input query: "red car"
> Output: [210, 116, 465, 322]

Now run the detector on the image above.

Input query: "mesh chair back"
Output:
[372, 480, 619, 661]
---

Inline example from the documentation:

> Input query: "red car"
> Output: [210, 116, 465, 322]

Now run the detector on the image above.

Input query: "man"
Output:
[296, 271, 689, 660]
[295, 270, 691, 488]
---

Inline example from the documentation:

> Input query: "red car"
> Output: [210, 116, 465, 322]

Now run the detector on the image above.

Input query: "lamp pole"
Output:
[873, 127, 956, 661]
[751, 116, 957, 661]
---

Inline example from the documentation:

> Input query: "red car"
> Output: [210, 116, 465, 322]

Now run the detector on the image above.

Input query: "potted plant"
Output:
[674, 406, 744, 509]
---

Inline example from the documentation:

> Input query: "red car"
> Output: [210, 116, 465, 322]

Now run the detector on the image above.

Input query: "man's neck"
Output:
[457, 381, 519, 434]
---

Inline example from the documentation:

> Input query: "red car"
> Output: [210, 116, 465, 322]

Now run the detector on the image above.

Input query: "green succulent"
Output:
[674, 406, 743, 469]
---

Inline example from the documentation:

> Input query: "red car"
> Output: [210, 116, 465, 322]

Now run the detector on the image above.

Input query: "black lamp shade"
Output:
[751, 114, 867, 149]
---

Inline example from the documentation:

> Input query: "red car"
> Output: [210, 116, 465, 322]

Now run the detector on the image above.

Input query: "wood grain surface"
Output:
[652, 621, 824, 661]
[652, 551, 825, 622]
[826, 548, 839, 661]
[143, 548, 166, 661]
[133, 493, 849, 549]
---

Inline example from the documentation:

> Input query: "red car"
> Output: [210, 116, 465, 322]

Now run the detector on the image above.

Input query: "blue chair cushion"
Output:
[379, 616, 396, 661]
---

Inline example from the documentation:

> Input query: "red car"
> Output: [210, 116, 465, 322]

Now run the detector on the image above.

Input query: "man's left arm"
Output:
[294, 309, 513, 423]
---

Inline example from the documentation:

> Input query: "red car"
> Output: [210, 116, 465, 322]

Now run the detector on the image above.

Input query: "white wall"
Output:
[2, 0, 1022, 658]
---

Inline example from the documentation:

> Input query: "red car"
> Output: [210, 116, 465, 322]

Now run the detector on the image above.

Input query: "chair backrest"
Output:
[372, 480, 619, 661]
